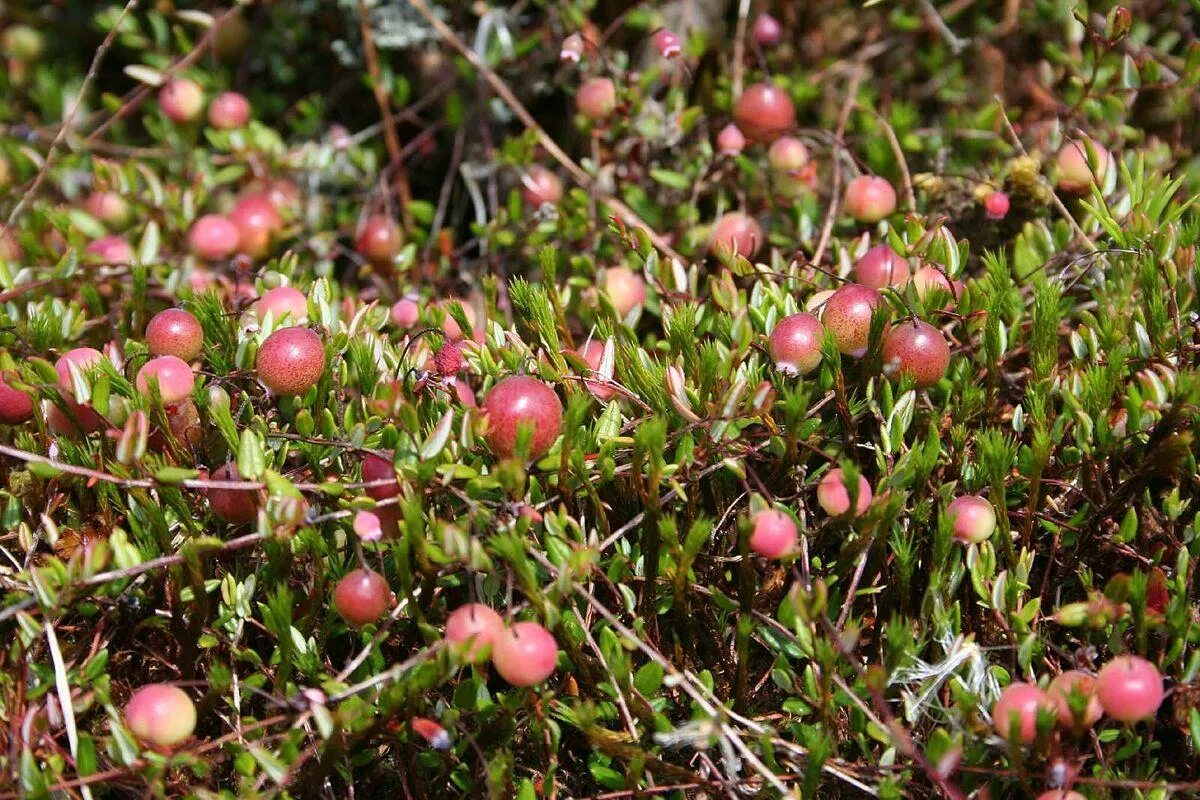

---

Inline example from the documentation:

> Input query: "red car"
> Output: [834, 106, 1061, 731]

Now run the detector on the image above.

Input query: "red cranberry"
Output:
[207, 91, 250, 129]
[821, 284, 883, 357]
[946, 495, 996, 543]
[576, 77, 617, 122]
[984, 191, 1010, 220]
[208, 463, 260, 524]
[125, 684, 196, 748]
[256, 327, 325, 397]
[1056, 138, 1111, 193]
[854, 244, 909, 289]
[0, 372, 33, 425]
[602, 267, 646, 317]
[844, 176, 897, 223]
[136, 356, 195, 405]
[522, 166, 563, 207]
[333, 568, 393, 627]
[768, 312, 823, 376]
[716, 124, 746, 155]
[188, 214, 239, 261]
[710, 212, 763, 259]
[361, 452, 399, 500]
[749, 509, 797, 558]
[752, 13, 783, 47]
[482, 376, 563, 461]
[733, 82, 795, 142]
[355, 215, 402, 267]
[230, 194, 282, 259]
[444, 603, 505, 662]
[881, 319, 951, 389]
[254, 286, 308, 324]
[491, 621, 558, 686]
[992, 682, 1053, 743]
[85, 235, 132, 263]
[146, 308, 203, 361]
[1095, 655, 1163, 722]
[158, 78, 204, 123]
[1048, 670, 1103, 729]
[817, 468, 872, 517]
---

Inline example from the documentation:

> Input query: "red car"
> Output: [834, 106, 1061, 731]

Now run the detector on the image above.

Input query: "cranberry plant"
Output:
[0, 2, 1199, 798]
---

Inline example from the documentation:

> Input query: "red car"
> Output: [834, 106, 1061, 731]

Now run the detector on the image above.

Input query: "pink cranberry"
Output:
[946, 495, 996, 544]
[577, 77, 617, 122]
[716, 124, 746, 155]
[84, 191, 131, 228]
[256, 326, 326, 397]
[361, 452, 399, 500]
[254, 286, 308, 324]
[820, 284, 883, 357]
[483, 376, 563, 461]
[733, 82, 795, 142]
[844, 176, 897, 223]
[438, 299, 479, 341]
[391, 297, 420, 329]
[752, 13, 783, 47]
[158, 78, 204, 123]
[207, 91, 250, 129]
[909, 265, 960, 305]
[136, 356, 195, 405]
[881, 319, 951, 389]
[333, 568, 393, 628]
[355, 215, 402, 267]
[491, 621, 558, 686]
[207, 463, 260, 524]
[652, 29, 681, 59]
[230, 194, 282, 259]
[984, 191, 1010, 220]
[602, 267, 647, 317]
[577, 339, 616, 401]
[1048, 670, 1104, 729]
[125, 684, 196, 748]
[85, 235, 132, 263]
[188, 214, 239, 261]
[768, 312, 823, 376]
[854, 244, 909, 289]
[444, 603, 505, 662]
[749, 509, 797, 558]
[817, 468, 872, 517]
[55, 347, 104, 393]
[0, 372, 33, 425]
[522, 166, 563, 207]
[710, 211, 764, 259]
[1095, 655, 1164, 722]
[767, 136, 809, 174]
[992, 682, 1053, 743]
[146, 309, 203, 362]
[1056, 138, 1112, 193]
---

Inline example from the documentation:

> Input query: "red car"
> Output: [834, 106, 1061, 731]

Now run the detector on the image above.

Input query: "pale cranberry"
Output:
[854, 244, 909, 289]
[146, 308, 203, 361]
[733, 82, 796, 142]
[136, 356, 195, 404]
[361, 452, 399, 501]
[444, 603, 505, 662]
[817, 468, 872, 517]
[491, 621, 558, 686]
[992, 682, 1053, 743]
[1056, 138, 1111, 193]
[710, 211, 763, 259]
[158, 78, 204, 123]
[881, 319, 951, 388]
[749, 509, 797, 558]
[256, 327, 325, 396]
[483, 376, 563, 461]
[821, 284, 883, 357]
[1048, 670, 1104, 729]
[125, 684, 196, 748]
[1095, 655, 1164, 722]
[85, 235, 132, 263]
[577, 77, 617, 122]
[55, 347, 104, 393]
[84, 191, 131, 228]
[716, 124, 746, 155]
[355, 215, 402, 267]
[946, 495, 996, 544]
[188, 214, 239, 261]
[844, 176, 897, 223]
[652, 29, 681, 59]
[768, 312, 823, 376]
[439, 299, 479, 341]
[0, 372, 32, 425]
[391, 297, 420, 329]
[767, 136, 809, 174]
[752, 13, 783, 47]
[333, 568, 393, 627]
[602, 267, 647, 317]
[984, 191, 1010, 220]
[910, 265, 960, 305]
[207, 91, 250, 129]
[254, 286, 308, 324]
[577, 339, 617, 401]
[522, 166, 563, 207]
[230, 194, 282, 259]
[207, 463, 260, 524]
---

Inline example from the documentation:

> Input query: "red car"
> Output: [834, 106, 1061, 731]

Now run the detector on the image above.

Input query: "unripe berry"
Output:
[491, 621, 558, 686]
[391, 297, 420, 329]
[230, 194, 282, 259]
[54, 347, 105, 432]
[158, 78, 204, 124]
[946, 495, 996, 544]
[483, 376, 563, 461]
[207, 463, 260, 524]
[716, 124, 746, 155]
[820, 284, 882, 357]
[767, 136, 810, 174]
[1095, 655, 1164, 722]
[854, 244, 909, 289]
[749, 509, 797, 558]
[1056, 138, 1111, 193]
[333, 568, 393, 627]
[84, 191, 131, 228]
[817, 468, 872, 517]
[207, 91, 251, 129]
[844, 176, 897, 223]
[146, 309, 203, 362]
[733, 82, 796, 142]
[361, 452, 399, 501]
[1048, 670, 1104, 729]
[992, 682, 1053, 743]
[256, 327, 325, 396]
[444, 603, 505, 662]
[188, 214, 239, 261]
[652, 29, 682, 59]
[85, 235, 132, 263]
[602, 267, 647, 317]
[136, 356, 195, 405]
[355, 215, 402, 267]
[710, 211, 763, 258]
[577, 77, 617, 122]
[0, 372, 33, 425]
[881, 319, 951, 388]
[125, 684, 196, 748]
[522, 166, 563, 208]
[254, 286, 308, 324]
[752, 13, 783, 47]
[984, 191, 1011, 220]
[768, 312, 823, 376]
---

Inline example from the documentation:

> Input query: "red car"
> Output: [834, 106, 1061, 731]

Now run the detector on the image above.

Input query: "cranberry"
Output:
[716, 123, 746, 155]
[710, 211, 764, 259]
[256, 327, 326, 396]
[577, 77, 617, 122]
[391, 297, 420, 329]
[207, 463, 260, 524]
[146, 308, 204, 361]
[84, 235, 132, 263]
[355, 215, 402, 267]
[576, 339, 616, 401]
[333, 568, 393, 627]
[84, 191, 131, 228]
[1095, 655, 1164, 722]
[733, 82, 795, 142]
[767, 136, 810, 174]
[491, 621, 558, 686]
[752, 13, 783, 47]
[749, 509, 797, 558]
[820, 284, 883, 357]
[188, 214, 239, 261]
[125, 684, 196, 748]
[768, 312, 823, 376]
[361, 452, 399, 501]
[817, 468, 872, 517]
[602, 267, 647, 317]
[854, 244, 909, 289]
[136, 356, 195, 405]
[1056, 138, 1111, 193]
[444, 603, 505, 662]
[482, 376, 563, 461]
[207, 91, 250, 129]
[881, 319, 951, 388]
[230, 194, 282, 259]
[1047, 670, 1103, 729]
[254, 286, 308, 324]
[158, 78, 204, 123]
[844, 176, 897, 223]
[909, 265, 959, 304]
[522, 166, 563, 207]
[0, 372, 33, 425]
[992, 682, 1053, 743]
[984, 191, 1011, 220]
[946, 495, 996, 544]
